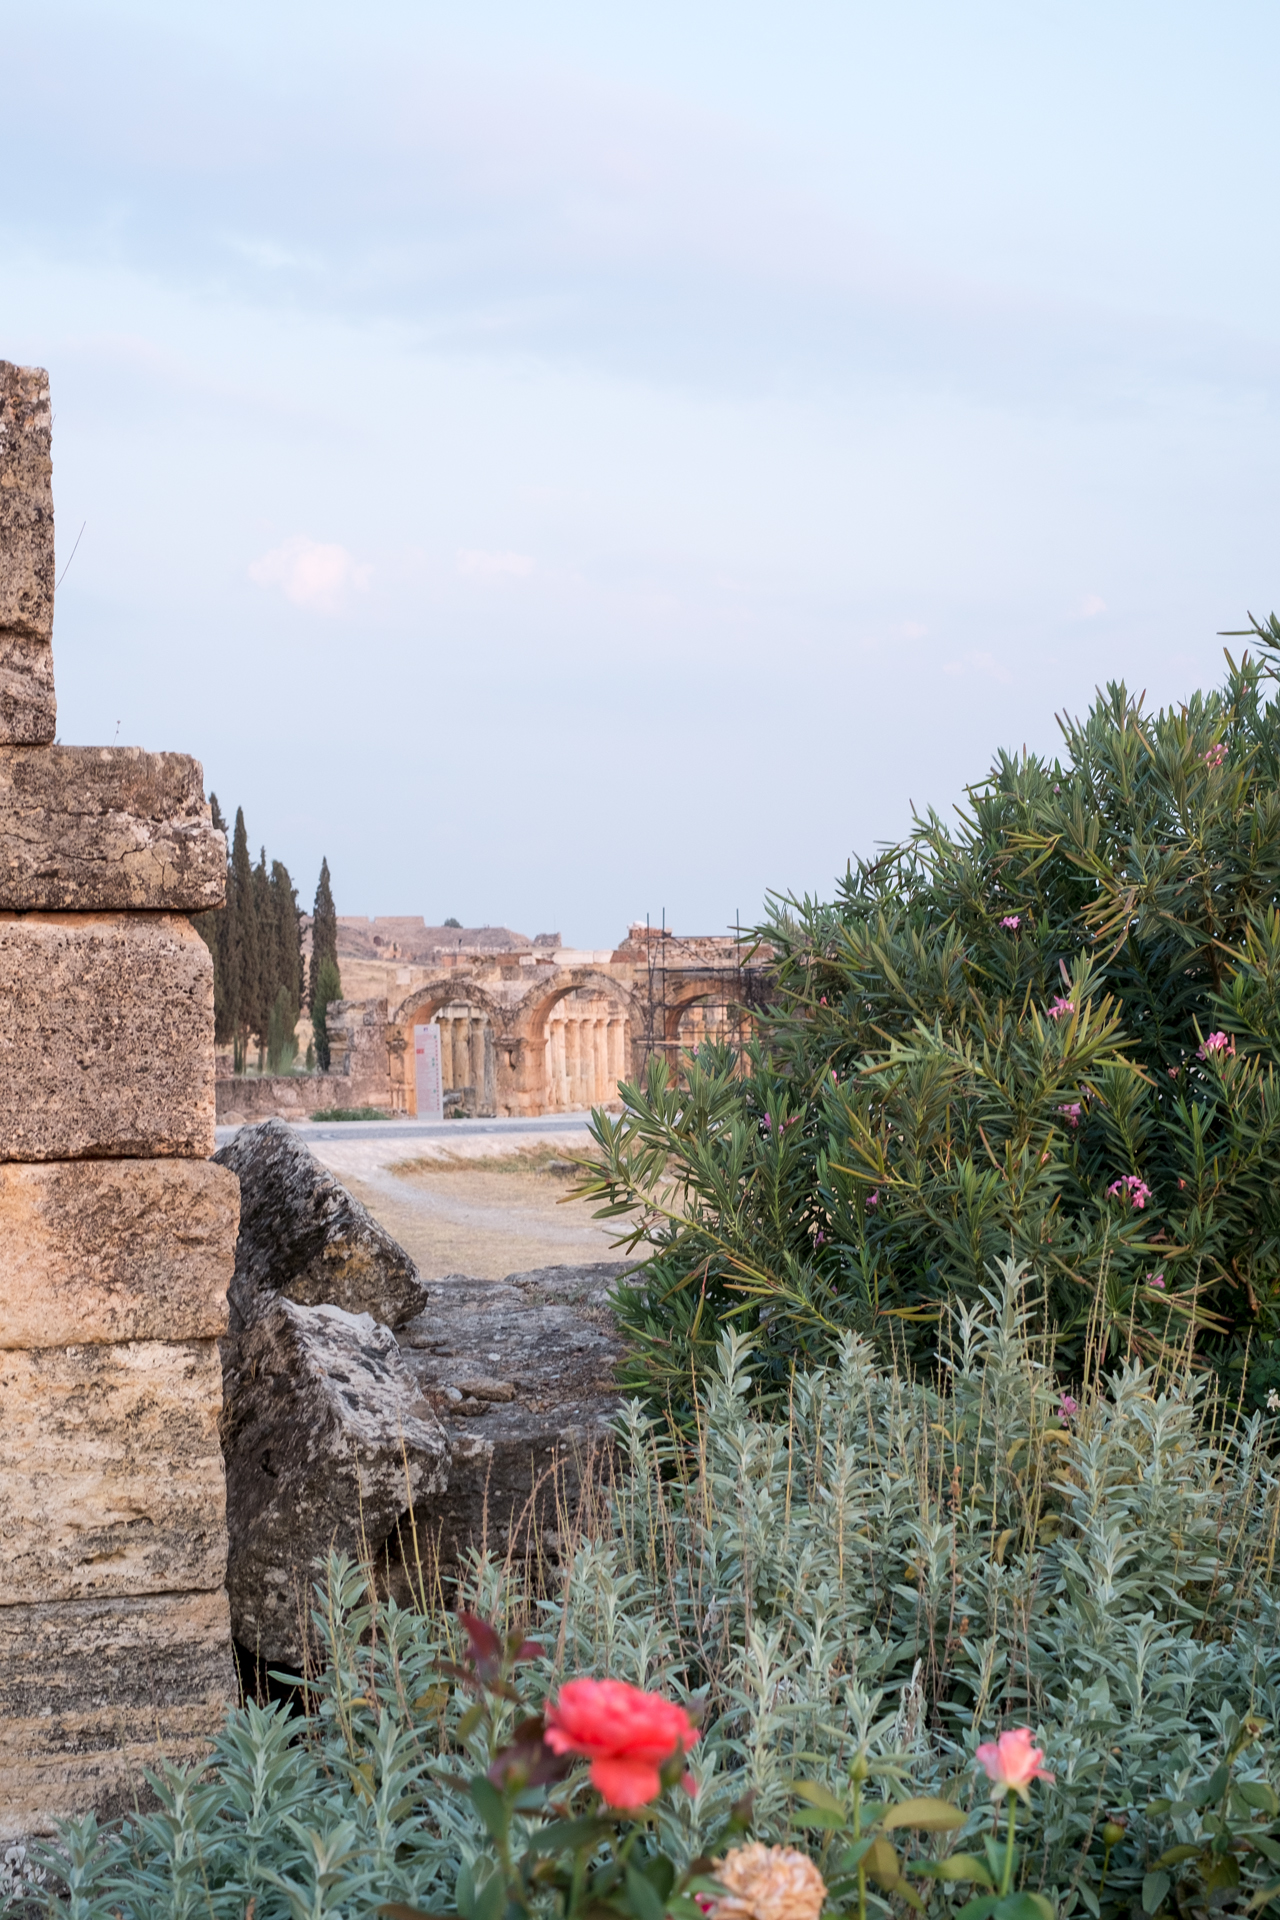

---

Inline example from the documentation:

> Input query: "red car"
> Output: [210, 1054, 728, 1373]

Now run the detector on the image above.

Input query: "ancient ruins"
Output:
[217, 917, 769, 1123]
[0, 363, 237, 1836]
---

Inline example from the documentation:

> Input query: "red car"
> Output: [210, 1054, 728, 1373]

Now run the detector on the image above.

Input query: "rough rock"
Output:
[0, 1158, 237, 1349]
[394, 1260, 631, 1573]
[0, 1338, 227, 1604]
[213, 1119, 427, 1330]
[0, 363, 55, 744]
[221, 1301, 448, 1667]
[0, 912, 214, 1161]
[0, 747, 226, 910]
[0, 1588, 236, 1841]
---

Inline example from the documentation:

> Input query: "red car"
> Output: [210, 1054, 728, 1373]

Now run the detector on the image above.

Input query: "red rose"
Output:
[544, 1677, 699, 1809]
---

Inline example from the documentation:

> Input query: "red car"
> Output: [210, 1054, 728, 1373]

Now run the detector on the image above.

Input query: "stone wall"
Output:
[0, 362, 238, 1839]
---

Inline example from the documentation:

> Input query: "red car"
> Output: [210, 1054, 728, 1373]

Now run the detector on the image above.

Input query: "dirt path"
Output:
[307, 1133, 627, 1279]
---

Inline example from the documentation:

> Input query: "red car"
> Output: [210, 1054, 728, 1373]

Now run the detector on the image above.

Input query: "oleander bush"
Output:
[586, 618, 1280, 1418]
[38, 1265, 1280, 1920]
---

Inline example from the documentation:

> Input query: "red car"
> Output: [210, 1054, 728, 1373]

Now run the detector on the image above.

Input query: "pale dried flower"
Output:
[707, 1843, 828, 1920]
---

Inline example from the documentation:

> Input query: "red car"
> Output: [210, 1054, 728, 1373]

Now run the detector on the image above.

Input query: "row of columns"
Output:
[545, 1008, 627, 1111]
[438, 1009, 495, 1113]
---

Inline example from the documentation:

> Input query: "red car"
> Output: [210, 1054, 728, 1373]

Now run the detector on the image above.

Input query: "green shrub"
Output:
[312, 955, 342, 1073]
[42, 1265, 1280, 1919]
[267, 984, 299, 1075]
[586, 622, 1280, 1417]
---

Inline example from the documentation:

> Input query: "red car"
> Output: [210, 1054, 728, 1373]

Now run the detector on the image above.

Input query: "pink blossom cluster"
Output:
[1057, 1391, 1079, 1420]
[1204, 742, 1227, 768]
[1147, 1271, 1165, 1289]
[1107, 1173, 1152, 1209]
[865, 1190, 879, 1210]
[1198, 1031, 1236, 1060]
[1000, 914, 1021, 930]
[1058, 1102, 1082, 1126]
[1047, 997, 1075, 1020]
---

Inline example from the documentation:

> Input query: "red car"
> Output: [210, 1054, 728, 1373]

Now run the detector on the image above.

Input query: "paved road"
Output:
[214, 1110, 600, 1147]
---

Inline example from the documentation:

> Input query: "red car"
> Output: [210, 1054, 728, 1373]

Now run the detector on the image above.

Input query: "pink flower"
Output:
[545, 1678, 699, 1810]
[814, 1231, 826, 1245]
[1147, 1271, 1165, 1289]
[866, 1190, 879, 1209]
[975, 1728, 1055, 1803]
[1058, 1102, 1082, 1126]
[1058, 1392, 1079, 1420]
[1205, 742, 1227, 768]
[761, 1114, 771, 1129]
[1198, 1031, 1236, 1060]
[1107, 1174, 1151, 1209]
[1000, 915, 1021, 930]
[1047, 997, 1075, 1020]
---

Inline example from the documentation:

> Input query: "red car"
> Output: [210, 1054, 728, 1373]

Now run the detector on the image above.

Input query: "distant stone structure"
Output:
[216, 919, 770, 1123]
[0, 363, 237, 1838]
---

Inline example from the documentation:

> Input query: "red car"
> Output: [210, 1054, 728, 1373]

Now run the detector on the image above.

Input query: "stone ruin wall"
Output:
[0, 363, 237, 1838]
[216, 921, 767, 1125]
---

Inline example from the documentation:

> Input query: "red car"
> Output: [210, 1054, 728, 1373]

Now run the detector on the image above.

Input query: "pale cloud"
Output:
[457, 549, 536, 578]
[249, 535, 371, 614]
[1081, 594, 1107, 617]
[942, 649, 1012, 684]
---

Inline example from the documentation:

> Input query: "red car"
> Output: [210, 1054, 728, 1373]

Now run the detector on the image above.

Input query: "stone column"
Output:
[0, 363, 238, 1840]
[563, 1014, 579, 1109]
[468, 1017, 485, 1116]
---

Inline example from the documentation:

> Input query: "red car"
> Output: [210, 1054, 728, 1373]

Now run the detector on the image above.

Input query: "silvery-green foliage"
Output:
[41, 1260, 1280, 1918]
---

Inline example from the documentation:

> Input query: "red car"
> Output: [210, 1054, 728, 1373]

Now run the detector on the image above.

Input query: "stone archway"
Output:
[388, 979, 504, 1117]
[509, 970, 640, 1116]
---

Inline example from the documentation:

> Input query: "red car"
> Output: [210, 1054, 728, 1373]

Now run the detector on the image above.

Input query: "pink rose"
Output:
[545, 1678, 699, 1809]
[975, 1727, 1055, 1803]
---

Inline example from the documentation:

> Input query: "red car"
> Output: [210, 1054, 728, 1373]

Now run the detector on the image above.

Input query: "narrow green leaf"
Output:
[882, 1796, 966, 1832]
[1142, 1869, 1171, 1913]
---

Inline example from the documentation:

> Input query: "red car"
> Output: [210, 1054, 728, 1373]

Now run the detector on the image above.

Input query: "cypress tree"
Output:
[309, 857, 339, 1007]
[230, 810, 259, 1072]
[251, 849, 273, 1069]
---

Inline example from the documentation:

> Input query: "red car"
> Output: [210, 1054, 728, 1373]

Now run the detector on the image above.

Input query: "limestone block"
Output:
[213, 1118, 426, 1330]
[0, 912, 214, 1160]
[0, 746, 226, 910]
[394, 1262, 627, 1572]
[0, 363, 55, 744]
[0, 1588, 235, 1840]
[0, 1337, 228, 1604]
[0, 1159, 237, 1349]
[221, 1301, 448, 1665]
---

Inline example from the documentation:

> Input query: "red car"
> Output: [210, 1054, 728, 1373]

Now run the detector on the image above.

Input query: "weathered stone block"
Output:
[214, 1118, 427, 1329]
[0, 1588, 235, 1840]
[395, 1263, 627, 1570]
[0, 363, 55, 745]
[0, 1159, 237, 1349]
[0, 912, 214, 1160]
[0, 747, 226, 910]
[222, 1301, 447, 1666]
[0, 1337, 227, 1604]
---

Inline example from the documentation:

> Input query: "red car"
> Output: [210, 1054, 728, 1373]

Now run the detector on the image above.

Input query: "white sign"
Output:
[413, 1023, 444, 1120]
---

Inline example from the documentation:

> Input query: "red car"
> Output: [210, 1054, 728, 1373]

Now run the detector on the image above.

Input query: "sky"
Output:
[1, 2, 1277, 945]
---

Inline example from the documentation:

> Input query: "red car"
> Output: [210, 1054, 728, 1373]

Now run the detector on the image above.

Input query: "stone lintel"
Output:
[0, 1336, 228, 1605]
[0, 1159, 237, 1349]
[0, 912, 214, 1161]
[0, 1588, 235, 1839]
[0, 746, 226, 910]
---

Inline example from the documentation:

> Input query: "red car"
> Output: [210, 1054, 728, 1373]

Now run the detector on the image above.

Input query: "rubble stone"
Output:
[0, 746, 226, 910]
[0, 363, 55, 743]
[0, 1588, 236, 1841]
[221, 1301, 448, 1667]
[213, 1119, 427, 1330]
[0, 912, 214, 1161]
[395, 1261, 630, 1570]
[0, 1158, 237, 1350]
[0, 1337, 227, 1604]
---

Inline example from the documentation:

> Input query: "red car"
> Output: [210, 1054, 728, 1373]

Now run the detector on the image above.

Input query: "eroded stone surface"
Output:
[221, 1300, 448, 1666]
[0, 747, 226, 910]
[0, 1159, 237, 1350]
[0, 1338, 227, 1604]
[0, 912, 214, 1160]
[0, 1588, 236, 1840]
[395, 1262, 629, 1570]
[0, 363, 55, 744]
[213, 1119, 426, 1330]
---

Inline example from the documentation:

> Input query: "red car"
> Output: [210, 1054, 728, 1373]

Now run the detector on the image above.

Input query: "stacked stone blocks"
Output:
[0, 362, 237, 1838]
